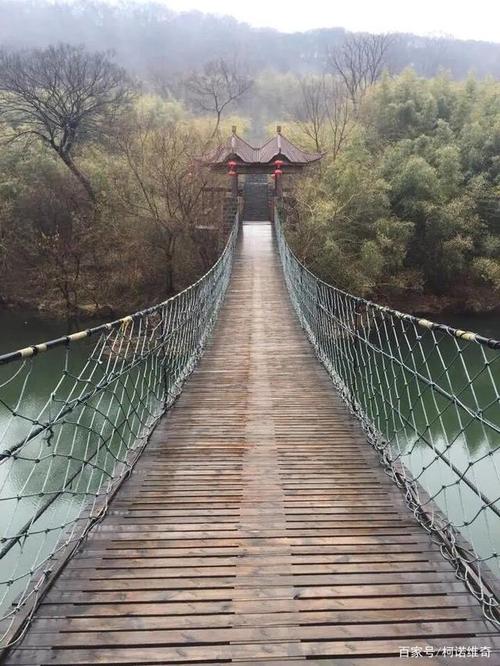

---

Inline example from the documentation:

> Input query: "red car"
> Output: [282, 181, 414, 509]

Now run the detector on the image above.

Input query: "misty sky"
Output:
[158, 0, 500, 42]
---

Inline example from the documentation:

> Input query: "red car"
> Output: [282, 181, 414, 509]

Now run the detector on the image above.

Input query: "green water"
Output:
[0, 309, 499, 624]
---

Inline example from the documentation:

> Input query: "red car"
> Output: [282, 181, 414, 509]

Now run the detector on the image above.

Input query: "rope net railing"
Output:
[0, 218, 239, 648]
[275, 207, 500, 627]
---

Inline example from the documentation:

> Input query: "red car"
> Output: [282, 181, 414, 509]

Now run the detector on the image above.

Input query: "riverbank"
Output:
[373, 286, 500, 322]
[0, 296, 119, 321]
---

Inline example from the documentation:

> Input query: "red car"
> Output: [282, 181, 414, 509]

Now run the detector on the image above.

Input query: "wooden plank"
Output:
[49, 572, 463, 592]
[27, 606, 486, 632]
[62, 551, 452, 564]
[21, 620, 493, 647]
[61, 558, 453, 573]
[35, 593, 483, 618]
[7, 637, 500, 665]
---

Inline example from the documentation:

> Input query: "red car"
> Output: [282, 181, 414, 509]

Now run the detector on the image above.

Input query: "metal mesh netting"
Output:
[275, 208, 500, 627]
[0, 219, 238, 647]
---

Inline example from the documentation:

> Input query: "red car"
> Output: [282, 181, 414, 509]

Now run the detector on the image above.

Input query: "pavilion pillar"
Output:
[228, 160, 239, 198]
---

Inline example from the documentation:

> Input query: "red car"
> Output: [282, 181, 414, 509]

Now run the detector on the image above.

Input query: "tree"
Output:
[292, 74, 351, 160]
[294, 76, 328, 153]
[324, 77, 352, 160]
[328, 33, 394, 108]
[6, 161, 104, 320]
[0, 43, 132, 202]
[185, 59, 252, 137]
[288, 71, 500, 307]
[111, 109, 225, 296]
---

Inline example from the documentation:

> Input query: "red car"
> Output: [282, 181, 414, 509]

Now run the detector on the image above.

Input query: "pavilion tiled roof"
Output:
[201, 126, 323, 167]
[258, 133, 323, 164]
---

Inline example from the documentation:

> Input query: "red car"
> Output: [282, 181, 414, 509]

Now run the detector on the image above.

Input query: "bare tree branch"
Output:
[0, 43, 133, 202]
[327, 33, 394, 109]
[294, 76, 328, 152]
[293, 74, 351, 160]
[324, 77, 352, 161]
[185, 58, 253, 137]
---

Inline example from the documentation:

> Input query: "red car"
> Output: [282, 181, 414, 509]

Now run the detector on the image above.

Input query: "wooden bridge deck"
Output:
[5, 222, 499, 664]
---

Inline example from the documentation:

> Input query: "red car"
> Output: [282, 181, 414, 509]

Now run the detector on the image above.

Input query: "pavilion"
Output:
[200, 125, 323, 195]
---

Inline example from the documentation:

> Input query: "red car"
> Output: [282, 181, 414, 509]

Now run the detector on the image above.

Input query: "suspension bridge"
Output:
[0, 175, 499, 663]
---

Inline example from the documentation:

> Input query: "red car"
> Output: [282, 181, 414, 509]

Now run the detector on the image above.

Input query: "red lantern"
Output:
[274, 159, 284, 169]
[227, 160, 237, 175]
